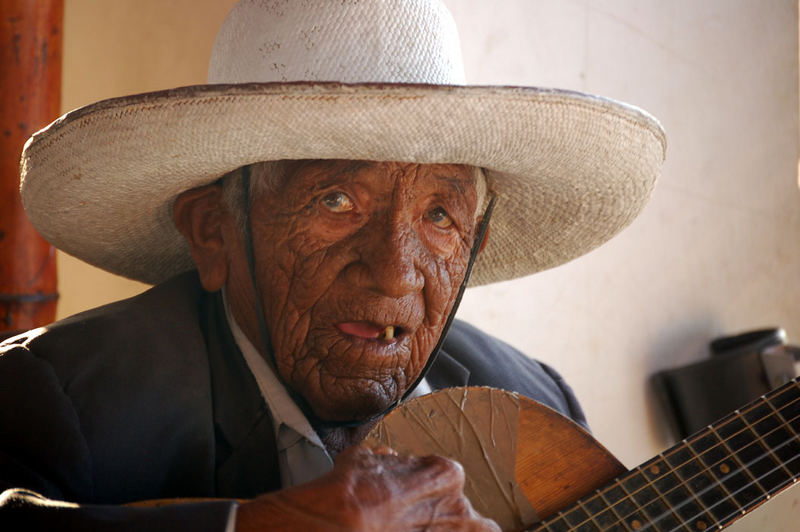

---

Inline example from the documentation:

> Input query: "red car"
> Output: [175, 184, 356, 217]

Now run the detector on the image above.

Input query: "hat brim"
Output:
[20, 82, 665, 286]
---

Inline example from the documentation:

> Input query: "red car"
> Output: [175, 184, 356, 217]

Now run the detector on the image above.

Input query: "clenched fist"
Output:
[236, 446, 500, 531]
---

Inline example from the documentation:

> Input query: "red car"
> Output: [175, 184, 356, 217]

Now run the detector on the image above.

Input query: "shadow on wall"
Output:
[643, 315, 722, 448]
[648, 323, 800, 447]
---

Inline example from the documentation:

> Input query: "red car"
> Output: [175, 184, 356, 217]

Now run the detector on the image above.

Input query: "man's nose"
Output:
[357, 219, 424, 298]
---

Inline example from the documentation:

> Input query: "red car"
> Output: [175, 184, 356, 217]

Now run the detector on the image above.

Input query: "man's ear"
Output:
[173, 184, 232, 292]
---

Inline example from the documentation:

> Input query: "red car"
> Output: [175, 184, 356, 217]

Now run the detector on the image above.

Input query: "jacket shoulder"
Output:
[2, 271, 204, 359]
[432, 319, 588, 428]
[0, 271, 216, 503]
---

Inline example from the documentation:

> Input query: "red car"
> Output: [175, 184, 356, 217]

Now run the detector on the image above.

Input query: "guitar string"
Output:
[623, 386, 800, 532]
[530, 402, 800, 532]
[541, 381, 800, 532]
[646, 436, 800, 532]
[565, 403, 800, 532]
[599, 391, 800, 532]
[595, 387, 800, 532]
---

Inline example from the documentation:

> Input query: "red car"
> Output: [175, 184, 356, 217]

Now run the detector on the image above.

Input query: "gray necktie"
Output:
[277, 423, 334, 487]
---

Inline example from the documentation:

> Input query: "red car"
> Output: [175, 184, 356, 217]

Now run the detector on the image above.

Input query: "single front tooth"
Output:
[383, 326, 395, 340]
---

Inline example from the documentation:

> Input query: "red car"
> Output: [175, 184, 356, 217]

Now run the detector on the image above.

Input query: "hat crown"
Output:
[208, 0, 466, 85]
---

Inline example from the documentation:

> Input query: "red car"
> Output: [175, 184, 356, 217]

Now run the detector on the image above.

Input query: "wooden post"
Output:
[0, 0, 63, 331]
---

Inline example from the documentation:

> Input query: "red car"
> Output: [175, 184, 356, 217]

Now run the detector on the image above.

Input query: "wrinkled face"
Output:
[235, 160, 479, 421]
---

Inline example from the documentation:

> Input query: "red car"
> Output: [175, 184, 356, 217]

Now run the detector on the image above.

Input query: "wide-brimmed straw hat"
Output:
[20, 0, 665, 287]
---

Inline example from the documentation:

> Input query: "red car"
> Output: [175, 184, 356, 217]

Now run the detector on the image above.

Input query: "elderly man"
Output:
[0, 0, 664, 530]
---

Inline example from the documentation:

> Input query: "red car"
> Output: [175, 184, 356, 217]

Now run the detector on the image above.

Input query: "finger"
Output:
[426, 515, 502, 532]
[410, 455, 466, 492]
[370, 445, 398, 456]
[332, 444, 409, 480]
[378, 455, 469, 513]
[333, 444, 374, 464]
[416, 495, 502, 532]
[334, 449, 468, 506]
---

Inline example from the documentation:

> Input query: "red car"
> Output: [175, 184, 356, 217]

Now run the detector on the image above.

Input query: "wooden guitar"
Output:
[366, 380, 800, 532]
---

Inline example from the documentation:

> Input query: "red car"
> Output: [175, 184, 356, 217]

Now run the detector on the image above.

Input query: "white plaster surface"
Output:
[55, 0, 800, 528]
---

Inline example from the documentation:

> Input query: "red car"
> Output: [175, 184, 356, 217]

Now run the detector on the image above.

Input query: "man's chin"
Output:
[304, 382, 401, 423]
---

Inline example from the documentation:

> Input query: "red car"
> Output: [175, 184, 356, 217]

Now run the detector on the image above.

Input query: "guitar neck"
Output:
[531, 377, 800, 532]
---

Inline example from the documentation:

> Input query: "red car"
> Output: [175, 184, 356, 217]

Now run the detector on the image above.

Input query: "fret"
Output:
[579, 494, 618, 530]
[561, 504, 589, 528]
[581, 492, 618, 530]
[736, 405, 791, 492]
[596, 484, 635, 530]
[662, 443, 717, 530]
[571, 511, 603, 532]
[708, 420, 762, 501]
[610, 478, 643, 520]
[766, 378, 800, 404]
[686, 431, 741, 523]
[702, 429, 752, 515]
[765, 385, 800, 477]
[768, 382, 800, 433]
[563, 501, 606, 531]
[714, 413, 769, 507]
[629, 460, 688, 531]
[613, 477, 664, 531]
[742, 400, 794, 479]
[635, 491, 676, 530]
[536, 515, 570, 532]
[526, 514, 570, 532]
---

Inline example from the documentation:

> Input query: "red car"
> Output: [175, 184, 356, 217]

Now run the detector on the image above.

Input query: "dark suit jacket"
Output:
[0, 272, 585, 530]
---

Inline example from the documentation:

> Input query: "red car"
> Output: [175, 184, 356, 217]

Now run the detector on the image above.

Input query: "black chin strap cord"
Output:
[240, 164, 497, 434]
[388, 193, 497, 409]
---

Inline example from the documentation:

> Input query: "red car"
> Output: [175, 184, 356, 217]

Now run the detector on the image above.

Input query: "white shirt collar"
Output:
[221, 290, 327, 451]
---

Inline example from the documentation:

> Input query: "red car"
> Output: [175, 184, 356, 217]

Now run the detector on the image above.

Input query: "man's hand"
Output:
[236, 445, 500, 531]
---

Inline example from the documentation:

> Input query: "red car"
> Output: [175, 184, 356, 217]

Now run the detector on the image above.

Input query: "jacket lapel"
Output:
[201, 290, 282, 497]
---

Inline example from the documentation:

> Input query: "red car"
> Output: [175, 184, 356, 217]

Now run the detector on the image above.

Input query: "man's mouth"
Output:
[335, 321, 402, 341]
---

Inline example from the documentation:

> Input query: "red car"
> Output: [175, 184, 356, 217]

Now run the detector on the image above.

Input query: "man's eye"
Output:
[426, 206, 453, 228]
[320, 191, 355, 213]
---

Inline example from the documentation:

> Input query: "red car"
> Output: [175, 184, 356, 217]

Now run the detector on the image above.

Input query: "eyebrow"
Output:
[320, 161, 373, 184]
[433, 174, 470, 195]
[340, 161, 373, 174]
[298, 160, 373, 191]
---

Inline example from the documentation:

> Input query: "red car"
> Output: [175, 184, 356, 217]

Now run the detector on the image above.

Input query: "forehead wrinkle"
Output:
[383, 166, 422, 228]
[340, 160, 373, 174]
[434, 174, 472, 196]
[299, 160, 379, 193]
[324, 160, 374, 182]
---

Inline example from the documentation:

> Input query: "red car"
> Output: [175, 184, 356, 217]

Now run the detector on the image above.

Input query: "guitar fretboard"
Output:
[530, 378, 800, 532]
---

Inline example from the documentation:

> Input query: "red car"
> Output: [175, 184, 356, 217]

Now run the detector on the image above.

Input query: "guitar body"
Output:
[513, 396, 626, 520]
[365, 386, 626, 530]
[367, 384, 800, 531]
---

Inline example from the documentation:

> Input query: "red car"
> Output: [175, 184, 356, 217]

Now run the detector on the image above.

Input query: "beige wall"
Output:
[57, 0, 237, 318]
[57, 1, 799, 528]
